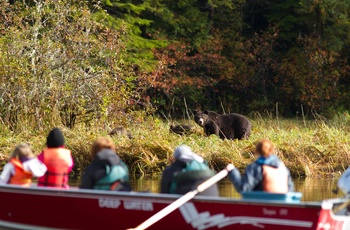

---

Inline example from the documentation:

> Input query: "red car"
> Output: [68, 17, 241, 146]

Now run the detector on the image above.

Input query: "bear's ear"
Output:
[204, 110, 209, 114]
[194, 109, 200, 115]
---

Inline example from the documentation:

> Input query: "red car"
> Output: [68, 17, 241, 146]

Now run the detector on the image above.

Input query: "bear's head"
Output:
[194, 110, 210, 127]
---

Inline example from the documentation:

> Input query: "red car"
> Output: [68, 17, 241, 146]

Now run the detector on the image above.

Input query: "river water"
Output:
[128, 176, 342, 201]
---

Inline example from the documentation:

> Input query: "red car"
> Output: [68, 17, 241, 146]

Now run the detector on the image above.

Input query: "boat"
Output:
[0, 184, 349, 230]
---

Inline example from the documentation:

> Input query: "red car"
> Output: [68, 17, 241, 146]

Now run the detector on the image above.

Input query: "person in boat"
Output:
[79, 137, 132, 191]
[37, 128, 74, 188]
[337, 167, 350, 195]
[228, 138, 294, 193]
[160, 144, 219, 196]
[0, 143, 47, 186]
[336, 167, 350, 213]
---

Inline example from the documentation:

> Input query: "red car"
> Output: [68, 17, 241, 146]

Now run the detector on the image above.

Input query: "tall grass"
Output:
[0, 112, 349, 180]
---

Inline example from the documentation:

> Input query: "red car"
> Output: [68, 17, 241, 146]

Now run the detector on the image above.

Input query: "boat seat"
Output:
[241, 191, 303, 203]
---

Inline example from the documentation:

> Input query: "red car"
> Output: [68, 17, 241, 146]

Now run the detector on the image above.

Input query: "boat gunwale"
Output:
[0, 184, 325, 208]
[0, 184, 350, 230]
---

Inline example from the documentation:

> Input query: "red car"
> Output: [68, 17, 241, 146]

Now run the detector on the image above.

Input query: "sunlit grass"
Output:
[0, 112, 349, 180]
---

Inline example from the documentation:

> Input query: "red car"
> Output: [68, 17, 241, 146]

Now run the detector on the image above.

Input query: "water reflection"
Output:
[130, 175, 160, 193]
[293, 177, 340, 201]
[70, 176, 343, 201]
[128, 176, 343, 201]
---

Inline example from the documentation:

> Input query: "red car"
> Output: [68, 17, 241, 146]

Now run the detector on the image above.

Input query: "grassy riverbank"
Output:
[0, 112, 349, 179]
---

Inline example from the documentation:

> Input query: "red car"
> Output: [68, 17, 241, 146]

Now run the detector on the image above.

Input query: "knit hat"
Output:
[46, 128, 65, 148]
[173, 145, 204, 163]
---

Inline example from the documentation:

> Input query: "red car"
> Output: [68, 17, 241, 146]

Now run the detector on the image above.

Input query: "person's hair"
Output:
[46, 127, 65, 148]
[255, 139, 275, 157]
[11, 143, 34, 159]
[90, 137, 116, 158]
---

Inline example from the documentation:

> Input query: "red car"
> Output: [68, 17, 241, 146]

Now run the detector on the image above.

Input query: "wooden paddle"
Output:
[129, 164, 235, 230]
[333, 199, 350, 214]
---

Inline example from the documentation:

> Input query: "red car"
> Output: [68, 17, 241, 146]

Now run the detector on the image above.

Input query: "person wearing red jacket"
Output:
[37, 128, 74, 188]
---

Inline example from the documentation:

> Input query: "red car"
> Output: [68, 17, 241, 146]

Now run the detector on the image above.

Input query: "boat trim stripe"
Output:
[0, 220, 63, 230]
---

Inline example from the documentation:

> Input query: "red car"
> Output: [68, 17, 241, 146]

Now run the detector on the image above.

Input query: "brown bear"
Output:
[194, 110, 251, 140]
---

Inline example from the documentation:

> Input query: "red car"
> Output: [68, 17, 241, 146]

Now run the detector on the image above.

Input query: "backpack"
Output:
[169, 160, 215, 194]
[94, 163, 129, 190]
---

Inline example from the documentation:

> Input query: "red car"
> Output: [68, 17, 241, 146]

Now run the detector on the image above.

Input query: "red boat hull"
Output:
[0, 185, 349, 230]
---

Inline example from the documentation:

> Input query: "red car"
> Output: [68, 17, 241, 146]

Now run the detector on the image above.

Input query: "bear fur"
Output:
[169, 124, 194, 136]
[194, 110, 251, 140]
[108, 126, 133, 139]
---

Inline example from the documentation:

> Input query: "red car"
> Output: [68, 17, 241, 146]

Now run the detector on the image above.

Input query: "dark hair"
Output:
[46, 128, 65, 148]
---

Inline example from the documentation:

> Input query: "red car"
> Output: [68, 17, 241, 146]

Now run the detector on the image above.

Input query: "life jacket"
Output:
[94, 163, 129, 191]
[8, 158, 32, 186]
[262, 163, 288, 193]
[170, 160, 217, 195]
[37, 148, 71, 188]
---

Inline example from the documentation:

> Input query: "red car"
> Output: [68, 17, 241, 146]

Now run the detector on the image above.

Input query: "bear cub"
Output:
[194, 110, 251, 140]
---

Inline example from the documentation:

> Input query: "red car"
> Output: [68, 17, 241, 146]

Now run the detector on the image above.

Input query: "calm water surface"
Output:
[127, 176, 341, 202]
[71, 176, 341, 201]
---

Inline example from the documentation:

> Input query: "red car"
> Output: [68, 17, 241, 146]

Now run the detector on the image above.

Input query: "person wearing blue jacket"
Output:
[228, 139, 294, 193]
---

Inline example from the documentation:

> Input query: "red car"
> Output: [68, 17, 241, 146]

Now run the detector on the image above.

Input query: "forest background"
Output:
[0, 0, 349, 179]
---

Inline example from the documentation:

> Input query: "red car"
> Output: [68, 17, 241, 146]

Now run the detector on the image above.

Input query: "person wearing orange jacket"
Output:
[0, 143, 47, 186]
[37, 128, 74, 188]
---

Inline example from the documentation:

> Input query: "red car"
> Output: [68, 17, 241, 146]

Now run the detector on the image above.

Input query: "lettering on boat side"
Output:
[263, 208, 276, 216]
[179, 203, 313, 229]
[123, 200, 153, 211]
[279, 209, 288, 216]
[98, 198, 121, 209]
[318, 222, 331, 230]
[262, 208, 288, 216]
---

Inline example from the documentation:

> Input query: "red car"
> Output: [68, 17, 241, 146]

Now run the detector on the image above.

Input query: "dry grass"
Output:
[0, 112, 349, 180]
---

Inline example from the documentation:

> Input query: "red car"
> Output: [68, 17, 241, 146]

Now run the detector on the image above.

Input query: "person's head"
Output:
[90, 137, 115, 159]
[255, 139, 275, 157]
[11, 143, 34, 159]
[173, 144, 204, 163]
[46, 128, 65, 148]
